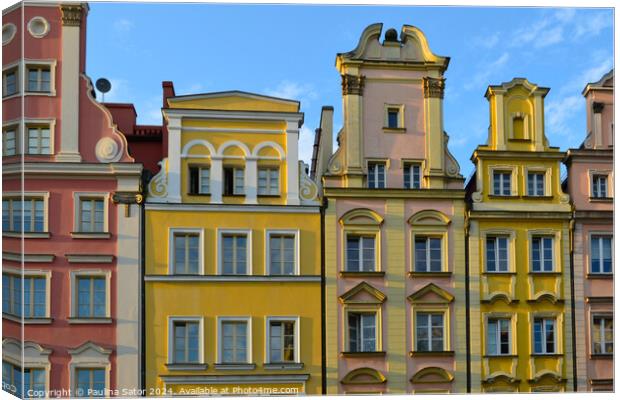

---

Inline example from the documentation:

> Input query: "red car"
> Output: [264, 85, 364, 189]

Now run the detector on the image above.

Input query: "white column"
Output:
[593, 110, 603, 148]
[167, 117, 182, 203]
[286, 121, 300, 205]
[56, 5, 83, 162]
[210, 156, 223, 204]
[244, 157, 258, 204]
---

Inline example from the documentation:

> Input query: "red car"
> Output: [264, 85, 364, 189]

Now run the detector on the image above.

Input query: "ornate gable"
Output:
[408, 283, 454, 304]
[339, 282, 387, 304]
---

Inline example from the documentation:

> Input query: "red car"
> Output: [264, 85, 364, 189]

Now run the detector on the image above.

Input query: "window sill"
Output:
[263, 362, 304, 370]
[3, 313, 52, 324]
[340, 271, 385, 278]
[187, 193, 211, 196]
[587, 273, 613, 279]
[3, 231, 50, 239]
[488, 195, 519, 199]
[257, 194, 281, 198]
[382, 127, 406, 133]
[590, 354, 613, 360]
[222, 194, 246, 198]
[530, 353, 563, 357]
[409, 351, 454, 357]
[70, 232, 111, 239]
[528, 271, 562, 275]
[67, 317, 112, 324]
[166, 363, 208, 371]
[24, 91, 55, 97]
[2, 93, 20, 101]
[482, 271, 516, 275]
[526, 298, 564, 304]
[521, 195, 553, 199]
[341, 351, 385, 358]
[483, 354, 518, 358]
[408, 271, 452, 278]
[590, 197, 613, 203]
[214, 363, 256, 371]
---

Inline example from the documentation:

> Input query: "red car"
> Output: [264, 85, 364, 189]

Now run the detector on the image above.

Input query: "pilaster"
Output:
[592, 102, 604, 148]
[210, 156, 223, 204]
[286, 122, 300, 205]
[166, 116, 182, 202]
[423, 77, 446, 188]
[342, 73, 365, 186]
[324, 199, 339, 393]
[244, 157, 258, 204]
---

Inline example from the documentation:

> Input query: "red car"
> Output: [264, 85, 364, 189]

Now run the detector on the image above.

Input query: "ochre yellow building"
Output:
[466, 78, 573, 392]
[144, 90, 323, 395]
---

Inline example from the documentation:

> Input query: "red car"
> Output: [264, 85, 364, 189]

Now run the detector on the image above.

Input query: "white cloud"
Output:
[471, 32, 500, 49]
[534, 26, 563, 48]
[574, 12, 613, 39]
[298, 125, 315, 165]
[113, 19, 134, 32]
[545, 95, 582, 137]
[98, 78, 130, 103]
[463, 52, 510, 91]
[265, 81, 317, 107]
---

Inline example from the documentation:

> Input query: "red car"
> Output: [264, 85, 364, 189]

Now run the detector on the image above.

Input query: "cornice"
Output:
[468, 210, 572, 220]
[471, 149, 565, 162]
[145, 203, 320, 213]
[323, 187, 465, 200]
[3, 162, 143, 177]
[163, 108, 304, 127]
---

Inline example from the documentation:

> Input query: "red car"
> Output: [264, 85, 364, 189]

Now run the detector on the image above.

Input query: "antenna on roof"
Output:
[96, 78, 111, 102]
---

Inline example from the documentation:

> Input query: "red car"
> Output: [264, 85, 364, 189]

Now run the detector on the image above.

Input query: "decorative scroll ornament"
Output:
[95, 137, 122, 163]
[559, 193, 570, 204]
[148, 159, 168, 200]
[443, 131, 461, 177]
[592, 101, 605, 113]
[341, 74, 365, 96]
[471, 191, 483, 203]
[112, 191, 144, 205]
[299, 161, 320, 205]
[60, 4, 83, 27]
[583, 131, 594, 149]
[423, 76, 445, 99]
[327, 128, 345, 174]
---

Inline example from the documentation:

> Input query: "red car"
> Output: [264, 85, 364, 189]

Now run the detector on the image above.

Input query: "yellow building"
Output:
[144, 89, 323, 395]
[466, 78, 574, 392]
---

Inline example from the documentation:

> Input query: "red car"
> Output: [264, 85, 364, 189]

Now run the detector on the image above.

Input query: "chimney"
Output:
[161, 81, 176, 158]
[314, 106, 334, 182]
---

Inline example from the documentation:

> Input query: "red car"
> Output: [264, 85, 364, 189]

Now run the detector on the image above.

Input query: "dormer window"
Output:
[492, 171, 511, 196]
[384, 105, 404, 130]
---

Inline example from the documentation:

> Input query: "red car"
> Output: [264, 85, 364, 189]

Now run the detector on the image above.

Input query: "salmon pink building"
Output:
[565, 69, 614, 392]
[2, 2, 142, 397]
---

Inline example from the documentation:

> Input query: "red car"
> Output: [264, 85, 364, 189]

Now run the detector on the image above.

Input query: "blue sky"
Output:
[86, 4, 613, 177]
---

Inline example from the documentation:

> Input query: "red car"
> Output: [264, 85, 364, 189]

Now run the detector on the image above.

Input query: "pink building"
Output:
[2, 3, 142, 397]
[565, 69, 614, 392]
[313, 24, 467, 394]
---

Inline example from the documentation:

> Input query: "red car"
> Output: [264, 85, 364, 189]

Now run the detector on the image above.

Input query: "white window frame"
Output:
[412, 235, 444, 272]
[3, 267, 51, 321]
[492, 170, 513, 196]
[2, 124, 17, 156]
[589, 233, 613, 274]
[257, 167, 280, 196]
[403, 162, 421, 189]
[217, 229, 252, 275]
[485, 235, 511, 273]
[3, 339, 51, 398]
[198, 166, 210, 194]
[532, 316, 557, 355]
[167, 316, 204, 364]
[344, 233, 377, 272]
[530, 235, 555, 273]
[265, 316, 300, 364]
[346, 310, 379, 353]
[367, 161, 387, 189]
[68, 342, 111, 399]
[3, 191, 50, 234]
[526, 169, 547, 196]
[168, 228, 204, 275]
[384, 103, 405, 129]
[265, 229, 300, 276]
[591, 174, 609, 198]
[2, 62, 19, 98]
[24, 60, 56, 96]
[414, 311, 446, 352]
[72, 192, 109, 234]
[486, 317, 512, 356]
[69, 270, 112, 322]
[591, 314, 613, 355]
[217, 316, 252, 364]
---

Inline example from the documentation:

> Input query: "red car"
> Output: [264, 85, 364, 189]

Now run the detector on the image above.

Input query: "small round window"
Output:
[2, 23, 16, 45]
[27, 17, 49, 38]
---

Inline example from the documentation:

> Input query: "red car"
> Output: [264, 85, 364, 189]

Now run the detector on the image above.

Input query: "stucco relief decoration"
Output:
[327, 128, 345, 174]
[443, 131, 461, 177]
[583, 131, 594, 149]
[60, 4, 83, 26]
[341, 74, 365, 96]
[423, 77, 445, 99]
[95, 137, 123, 163]
[148, 159, 169, 199]
[299, 161, 320, 204]
[471, 191, 483, 203]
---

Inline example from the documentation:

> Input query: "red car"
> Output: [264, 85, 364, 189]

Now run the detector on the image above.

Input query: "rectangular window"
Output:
[404, 163, 421, 189]
[591, 235, 612, 274]
[188, 166, 210, 195]
[173, 320, 200, 363]
[531, 236, 554, 272]
[173, 233, 200, 274]
[492, 171, 511, 196]
[221, 320, 248, 363]
[79, 199, 104, 232]
[23, 276, 46, 318]
[387, 108, 400, 128]
[2, 274, 21, 317]
[222, 234, 248, 275]
[268, 320, 296, 362]
[3, 68, 18, 97]
[76, 277, 106, 318]
[486, 236, 509, 272]
[592, 316, 613, 355]
[346, 235, 375, 272]
[527, 172, 545, 196]
[367, 162, 386, 189]
[224, 167, 244, 195]
[592, 175, 608, 198]
[487, 318, 511, 355]
[75, 368, 105, 398]
[533, 317, 556, 354]
[3, 362, 45, 398]
[348, 312, 376, 352]
[414, 237, 442, 272]
[416, 312, 444, 352]
[3, 128, 16, 156]
[3, 197, 45, 232]
[27, 126, 51, 155]
[258, 168, 279, 196]
[269, 234, 295, 275]
[26, 66, 51, 93]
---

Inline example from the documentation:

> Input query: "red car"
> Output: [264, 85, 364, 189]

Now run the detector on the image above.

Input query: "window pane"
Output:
[415, 238, 427, 272]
